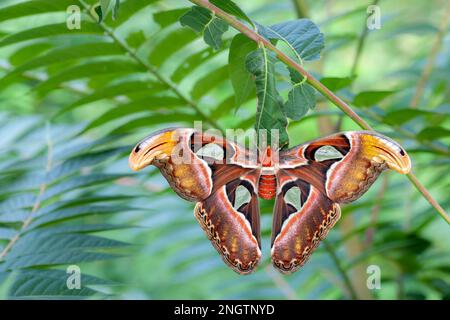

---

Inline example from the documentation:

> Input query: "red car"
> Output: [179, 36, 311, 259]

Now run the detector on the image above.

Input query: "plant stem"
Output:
[191, 0, 373, 130]
[78, 0, 222, 131]
[410, 0, 450, 108]
[407, 173, 448, 224]
[189, 0, 449, 224]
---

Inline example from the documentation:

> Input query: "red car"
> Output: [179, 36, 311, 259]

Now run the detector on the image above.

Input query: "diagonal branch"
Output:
[189, 0, 449, 225]
[190, 0, 373, 129]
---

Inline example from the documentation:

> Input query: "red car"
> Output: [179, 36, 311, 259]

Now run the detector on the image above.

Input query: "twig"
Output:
[188, 0, 450, 224]
[407, 173, 448, 224]
[410, 0, 450, 108]
[0, 123, 53, 261]
[190, 0, 373, 130]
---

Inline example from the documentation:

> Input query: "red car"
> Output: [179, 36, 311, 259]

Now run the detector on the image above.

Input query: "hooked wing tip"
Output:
[128, 128, 183, 171]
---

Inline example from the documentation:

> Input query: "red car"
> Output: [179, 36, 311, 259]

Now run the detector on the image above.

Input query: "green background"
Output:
[0, 0, 448, 299]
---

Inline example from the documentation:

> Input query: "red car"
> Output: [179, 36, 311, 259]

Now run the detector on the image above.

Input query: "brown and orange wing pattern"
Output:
[195, 171, 261, 274]
[271, 131, 411, 273]
[129, 128, 256, 201]
[130, 129, 411, 275]
[270, 172, 340, 273]
[129, 128, 212, 201]
[280, 131, 411, 203]
[130, 128, 261, 274]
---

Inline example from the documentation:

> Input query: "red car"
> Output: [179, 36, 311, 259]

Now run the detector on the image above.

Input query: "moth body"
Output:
[258, 174, 277, 200]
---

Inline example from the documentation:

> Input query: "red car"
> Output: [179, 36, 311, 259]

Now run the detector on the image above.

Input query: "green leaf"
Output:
[1, 43, 122, 81]
[245, 48, 289, 147]
[384, 107, 450, 125]
[34, 59, 140, 94]
[0, 23, 101, 48]
[210, 0, 254, 26]
[211, 94, 254, 119]
[6, 233, 127, 260]
[258, 19, 324, 61]
[94, 5, 103, 23]
[84, 96, 184, 131]
[179, 6, 229, 50]
[229, 34, 257, 111]
[110, 113, 199, 134]
[42, 174, 124, 202]
[417, 127, 450, 140]
[48, 147, 126, 182]
[179, 6, 213, 33]
[9, 42, 53, 67]
[2, 249, 119, 270]
[0, 227, 16, 240]
[108, 0, 155, 28]
[353, 90, 396, 107]
[0, 0, 75, 24]
[7, 269, 109, 299]
[154, 8, 189, 28]
[112, 0, 120, 20]
[284, 69, 316, 120]
[0, 194, 36, 215]
[0, 210, 28, 223]
[191, 65, 229, 100]
[60, 80, 165, 113]
[200, 17, 228, 50]
[320, 76, 354, 91]
[30, 223, 129, 236]
[97, 0, 120, 22]
[38, 195, 136, 216]
[30, 205, 133, 229]
[125, 30, 146, 49]
[148, 28, 197, 67]
[27, 233, 124, 256]
[171, 45, 225, 83]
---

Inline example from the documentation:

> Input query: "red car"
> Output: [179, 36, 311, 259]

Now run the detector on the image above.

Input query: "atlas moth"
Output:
[129, 128, 411, 274]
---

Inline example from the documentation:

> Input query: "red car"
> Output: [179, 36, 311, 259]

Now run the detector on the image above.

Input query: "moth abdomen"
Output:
[258, 174, 277, 200]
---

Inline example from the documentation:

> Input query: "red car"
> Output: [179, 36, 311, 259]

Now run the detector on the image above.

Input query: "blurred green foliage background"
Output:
[0, 0, 448, 299]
